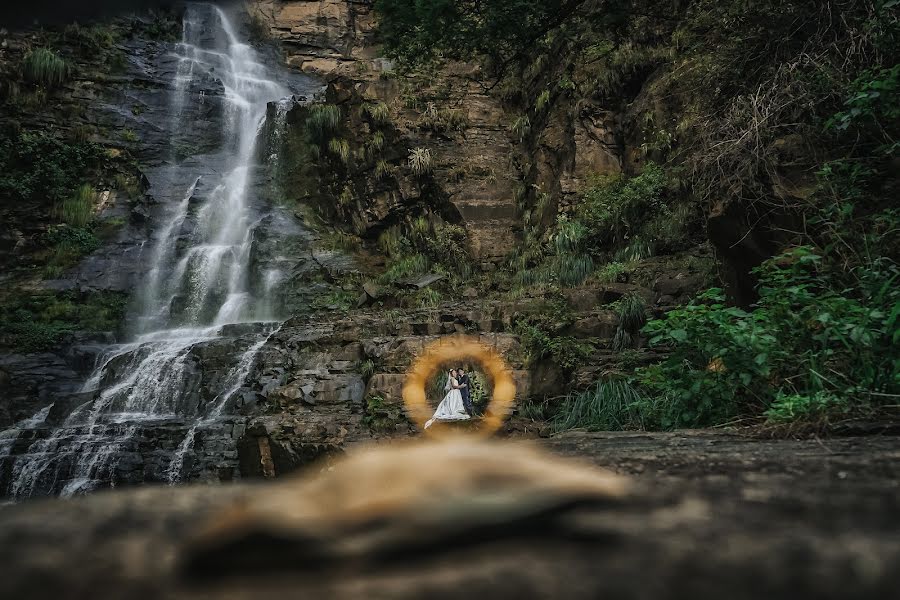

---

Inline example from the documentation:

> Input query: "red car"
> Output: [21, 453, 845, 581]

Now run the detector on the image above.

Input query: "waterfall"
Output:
[4, 4, 304, 500]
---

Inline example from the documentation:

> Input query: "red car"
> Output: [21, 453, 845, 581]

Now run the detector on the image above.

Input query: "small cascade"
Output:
[165, 325, 279, 484]
[3, 3, 311, 500]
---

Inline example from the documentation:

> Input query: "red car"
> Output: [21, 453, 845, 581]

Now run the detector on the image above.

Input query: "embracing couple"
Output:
[424, 367, 473, 429]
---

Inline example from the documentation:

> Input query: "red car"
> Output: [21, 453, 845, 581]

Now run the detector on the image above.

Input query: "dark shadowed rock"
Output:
[0, 432, 898, 599]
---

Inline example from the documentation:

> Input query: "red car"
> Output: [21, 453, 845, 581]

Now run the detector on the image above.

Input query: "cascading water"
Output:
[3, 4, 310, 499]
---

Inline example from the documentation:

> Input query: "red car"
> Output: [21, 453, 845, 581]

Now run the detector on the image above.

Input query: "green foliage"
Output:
[552, 379, 649, 431]
[0, 132, 104, 208]
[613, 293, 647, 351]
[312, 289, 356, 311]
[0, 291, 127, 352]
[338, 185, 354, 207]
[43, 224, 101, 277]
[375, 0, 593, 66]
[596, 261, 627, 283]
[374, 159, 393, 180]
[509, 164, 683, 290]
[322, 230, 361, 252]
[365, 102, 392, 124]
[764, 391, 845, 423]
[638, 288, 777, 428]
[518, 397, 550, 421]
[306, 105, 342, 145]
[638, 247, 899, 428]
[534, 89, 551, 112]
[827, 64, 899, 134]
[368, 131, 386, 156]
[417, 103, 469, 133]
[377, 218, 472, 288]
[53, 184, 95, 228]
[578, 163, 669, 250]
[517, 322, 594, 372]
[22, 48, 70, 88]
[360, 359, 376, 381]
[515, 300, 594, 372]
[121, 129, 139, 143]
[408, 147, 433, 176]
[555, 253, 594, 286]
[380, 253, 430, 284]
[363, 395, 405, 432]
[416, 287, 442, 308]
[511, 115, 531, 142]
[327, 138, 351, 165]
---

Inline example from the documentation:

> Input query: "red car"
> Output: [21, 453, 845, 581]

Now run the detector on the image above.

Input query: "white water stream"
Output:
[6, 4, 297, 499]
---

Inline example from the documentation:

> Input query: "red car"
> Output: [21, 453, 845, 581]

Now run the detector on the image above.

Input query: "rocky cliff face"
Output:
[0, 1, 713, 496]
[250, 0, 625, 262]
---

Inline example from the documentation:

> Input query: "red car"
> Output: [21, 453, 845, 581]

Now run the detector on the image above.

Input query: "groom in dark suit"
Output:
[457, 367, 473, 416]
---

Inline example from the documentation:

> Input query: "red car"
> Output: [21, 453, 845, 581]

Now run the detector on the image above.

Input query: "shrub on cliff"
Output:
[22, 48, 70, 88]
[0, 291, 127, 352]
[0, 132, 104, 208]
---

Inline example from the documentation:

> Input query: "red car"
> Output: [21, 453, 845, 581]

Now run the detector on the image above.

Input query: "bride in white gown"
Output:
[424, 369, 470, 429]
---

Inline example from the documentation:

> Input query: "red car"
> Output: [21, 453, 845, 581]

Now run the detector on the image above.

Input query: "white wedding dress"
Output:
[424, 377, 470, 429]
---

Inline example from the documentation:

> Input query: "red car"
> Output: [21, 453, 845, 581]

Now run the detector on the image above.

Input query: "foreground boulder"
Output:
[0, 432, 898, 599]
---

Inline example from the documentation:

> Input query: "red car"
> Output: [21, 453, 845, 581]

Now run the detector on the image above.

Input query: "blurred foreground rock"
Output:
[0, 431, 898, 599]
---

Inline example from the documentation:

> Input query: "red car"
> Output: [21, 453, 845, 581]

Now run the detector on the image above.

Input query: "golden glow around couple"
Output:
[402, 336, 516, 437]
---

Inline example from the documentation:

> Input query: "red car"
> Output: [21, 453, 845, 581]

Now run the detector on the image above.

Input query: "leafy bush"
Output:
[0, 291, 127, 351]
[596, 261, 627, 283]
[53, 184, 95, 227]
[416, 287, 442, 308]
[365, 102, 391, 124]
[637, 247, 899, 428]
[312, 289, 356, 311]
[0, 132, 103, 207]
[380, 253, 430, 283]
[826, 64, 899, 135]
[44, 224, 100, 253]
[363, 395, 405, 432]
[515, 321, 594, 372]
[764, 391, 844, 423]
[578, 163, 669, 250]
[22, 48, 70, 87]
[43, 225, 101, 276]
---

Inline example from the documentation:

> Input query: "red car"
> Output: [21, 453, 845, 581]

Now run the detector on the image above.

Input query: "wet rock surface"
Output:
[0, 431, 897, 599]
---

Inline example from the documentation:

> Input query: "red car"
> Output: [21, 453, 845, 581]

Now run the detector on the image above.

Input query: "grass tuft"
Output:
[23, 48, 70, 88]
